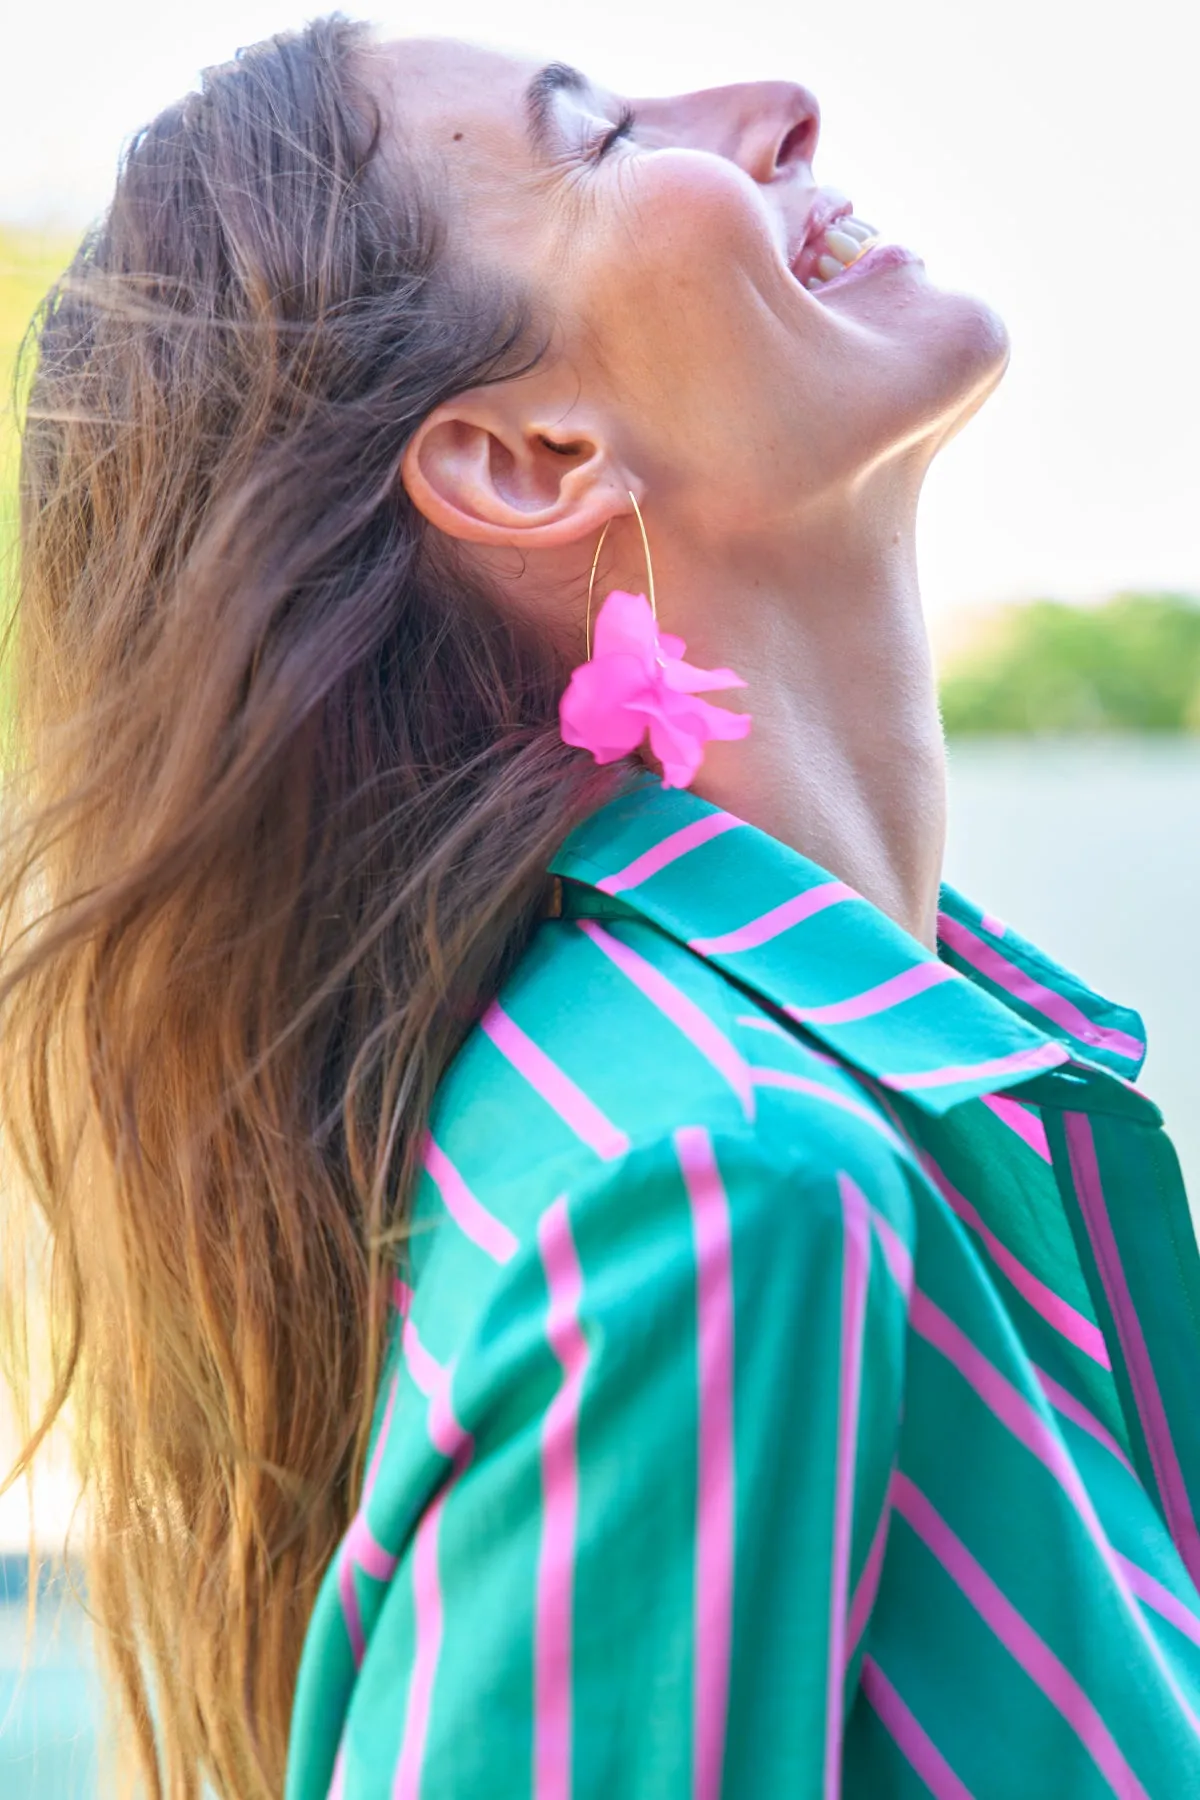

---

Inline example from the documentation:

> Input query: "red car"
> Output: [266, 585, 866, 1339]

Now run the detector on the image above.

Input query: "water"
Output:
[944, 736, 1200, 1202]
[4, 735, 1198, 1791]
[0, 1570, 100, 1798]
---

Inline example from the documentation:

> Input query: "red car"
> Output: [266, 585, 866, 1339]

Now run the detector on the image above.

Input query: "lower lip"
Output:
[807, 241, 924, 294]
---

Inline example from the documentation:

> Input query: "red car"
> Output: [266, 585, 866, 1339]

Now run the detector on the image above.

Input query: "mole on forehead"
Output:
[397, 51, 596, 155]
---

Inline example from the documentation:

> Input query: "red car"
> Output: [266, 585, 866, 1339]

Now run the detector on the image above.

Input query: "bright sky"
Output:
[3, 0, 1196, 627]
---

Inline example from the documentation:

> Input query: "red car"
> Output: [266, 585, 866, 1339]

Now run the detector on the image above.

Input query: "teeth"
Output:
[806, 213, 882, 289]
[824, 227, 865, 262]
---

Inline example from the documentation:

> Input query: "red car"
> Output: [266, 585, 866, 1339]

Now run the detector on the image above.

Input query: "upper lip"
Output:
[788, 194, 855, 287]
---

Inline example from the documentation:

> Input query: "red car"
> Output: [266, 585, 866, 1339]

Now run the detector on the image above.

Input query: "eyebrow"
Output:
[524, 61, 590, 153]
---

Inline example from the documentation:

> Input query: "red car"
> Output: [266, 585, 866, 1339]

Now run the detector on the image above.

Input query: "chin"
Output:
[953, 287, 1010, 375]
[911, 285, 1011, 443]
[933, 281, 1010, 379]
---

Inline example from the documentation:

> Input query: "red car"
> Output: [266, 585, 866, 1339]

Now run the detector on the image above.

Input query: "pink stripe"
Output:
[881, 1039, 1068, 1092]
[391, 1490, 450, 1800]
[826, 1174, 872, 1798]
[427, 1378, 471, 1466]
[579, 920, 755, 1121]
[688, 879, 857, 956]
[397, 1315, 472, 1462]
[863, 1083, 1070, 1337]
[1032, 1366, 1136, 1475]
[392, 1347, 477, 1798]
[1064, 1111, 1200, 1588]
[345, 1511, 398, 1583]
[861, 1656, 977, 1800]
[595, 810, 744, 894]
[423, 1133, 519, 1263]
[402, 1317, 445, 1403]
[750, 1067, 915, 1165]
[339, 1376, 401, 1665]
[844, 1205, 911, 1661]
[481, 1000, 630, 1161]
[912, 1291, 1200, 1741]
[981, 1092, 1052, 1162]
[735, 1012, 794, 1046]
[912, 1290, 1099, 1492]
[363, 1377, 401, 1502]
[534, 1198, 590, 1800]
[919, 1150, 1109, 1366]
[867, 1205, 914, 1300]
[392, 1276, 413, 1317]
[392, 1310, 474, 1800]
[1117, 1555, 1200, 1651]
[675, 1128, 736, 1800]
[979, 911, 1008, 938]
[894, 1473, 1152, 1800]
[328, 1747, 347, 1800]
[788, 959, 955, 1028]
[938, 913, 1144, 1063]
[847, 1492, 893, 1660]
[338, 1548, 367, 1667]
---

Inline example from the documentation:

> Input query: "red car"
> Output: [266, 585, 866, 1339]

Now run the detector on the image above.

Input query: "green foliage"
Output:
[2, 227, 75, 419]
[0, 228, 77, 716]
[939, 593, 1200, 735]
[2, 227, 77, 536]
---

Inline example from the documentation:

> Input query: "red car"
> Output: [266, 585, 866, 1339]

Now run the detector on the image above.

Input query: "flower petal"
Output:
[591, 590, 658, 664]
[559, 587, 752, 787]
[645, 710, 705, 788]
[643, 690, 752, 787]
[559, 653, 652, 761]
[661, 657, 748, 694]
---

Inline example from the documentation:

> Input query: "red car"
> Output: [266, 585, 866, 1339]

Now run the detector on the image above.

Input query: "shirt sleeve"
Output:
[334, 1124, 912, 1799]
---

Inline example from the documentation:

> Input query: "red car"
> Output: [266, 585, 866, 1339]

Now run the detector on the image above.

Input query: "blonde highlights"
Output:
[1, 16, 617, 1795]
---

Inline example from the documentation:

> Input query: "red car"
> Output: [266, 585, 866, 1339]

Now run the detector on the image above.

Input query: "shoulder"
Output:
[413, 914, 916, 1303]
[403, 1120, 913, 1473]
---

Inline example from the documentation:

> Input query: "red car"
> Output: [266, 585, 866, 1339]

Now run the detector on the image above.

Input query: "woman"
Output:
[4, 14, 1199, 1799]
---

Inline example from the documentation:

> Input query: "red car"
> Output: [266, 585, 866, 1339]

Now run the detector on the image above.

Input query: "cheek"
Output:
[568, 153, 793, 386]
[609, 151, 780, 305]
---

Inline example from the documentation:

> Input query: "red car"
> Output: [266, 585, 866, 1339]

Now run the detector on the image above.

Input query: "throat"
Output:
[685, 597, 947, 950]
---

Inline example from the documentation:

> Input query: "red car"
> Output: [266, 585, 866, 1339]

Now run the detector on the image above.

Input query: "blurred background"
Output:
[2, 0, 1197, 1791]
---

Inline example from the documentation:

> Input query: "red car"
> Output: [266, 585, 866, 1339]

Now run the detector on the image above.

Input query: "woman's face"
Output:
[378, 37, 1009, 541]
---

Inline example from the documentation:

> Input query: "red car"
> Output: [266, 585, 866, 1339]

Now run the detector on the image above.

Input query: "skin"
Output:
[372, 37, 1011, 949]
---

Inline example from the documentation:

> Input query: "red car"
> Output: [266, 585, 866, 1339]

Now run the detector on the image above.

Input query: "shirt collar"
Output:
[550, 775, 1150, 1120]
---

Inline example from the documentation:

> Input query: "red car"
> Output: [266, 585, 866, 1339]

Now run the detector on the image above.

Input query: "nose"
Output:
[726, 81, 822, 183]
[632, 79, 823, 184]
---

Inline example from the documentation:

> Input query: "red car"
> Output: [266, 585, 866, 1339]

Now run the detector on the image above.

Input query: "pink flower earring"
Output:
[557, 491, 752, 790]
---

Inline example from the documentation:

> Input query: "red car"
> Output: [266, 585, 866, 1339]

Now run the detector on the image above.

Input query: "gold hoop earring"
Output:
[560, 488, 752, 789]
[585, 490, 656, 659]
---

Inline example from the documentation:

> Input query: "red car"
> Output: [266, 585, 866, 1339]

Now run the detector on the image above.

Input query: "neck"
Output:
[657, 484, 947, 951]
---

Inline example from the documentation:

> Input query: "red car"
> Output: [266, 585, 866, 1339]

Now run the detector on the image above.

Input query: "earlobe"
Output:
[400, 397, 629, 551]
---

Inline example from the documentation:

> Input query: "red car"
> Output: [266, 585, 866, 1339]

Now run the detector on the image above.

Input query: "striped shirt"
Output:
[286, 774, 1200, 1799]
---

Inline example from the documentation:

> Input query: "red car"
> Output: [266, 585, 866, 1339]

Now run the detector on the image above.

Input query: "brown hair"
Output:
[0, 16, 618, 1796]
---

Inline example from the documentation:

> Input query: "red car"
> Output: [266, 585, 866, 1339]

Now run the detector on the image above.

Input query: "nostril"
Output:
[775, 117, 815, 174]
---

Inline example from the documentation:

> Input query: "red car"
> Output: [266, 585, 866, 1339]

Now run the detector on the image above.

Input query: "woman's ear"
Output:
[401, 389, 629, 549]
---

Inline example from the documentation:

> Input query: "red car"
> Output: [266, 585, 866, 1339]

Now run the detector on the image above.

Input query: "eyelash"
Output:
[590, 105, 637, 161]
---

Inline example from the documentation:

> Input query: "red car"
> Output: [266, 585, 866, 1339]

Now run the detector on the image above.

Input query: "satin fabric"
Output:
[287, 774, 1200, 1798]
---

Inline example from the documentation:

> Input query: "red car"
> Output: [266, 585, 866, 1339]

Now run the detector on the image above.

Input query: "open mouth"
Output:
[790, 213, 881, 290]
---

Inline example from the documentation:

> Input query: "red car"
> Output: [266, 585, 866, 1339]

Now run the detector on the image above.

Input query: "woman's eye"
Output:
[589, 106, 637, 161]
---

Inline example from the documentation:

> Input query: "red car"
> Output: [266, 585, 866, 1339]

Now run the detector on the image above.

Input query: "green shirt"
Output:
[286, 775, 1200, 1799]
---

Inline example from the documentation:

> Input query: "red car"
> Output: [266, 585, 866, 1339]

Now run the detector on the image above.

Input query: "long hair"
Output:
[0, 17, 620, 1796]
